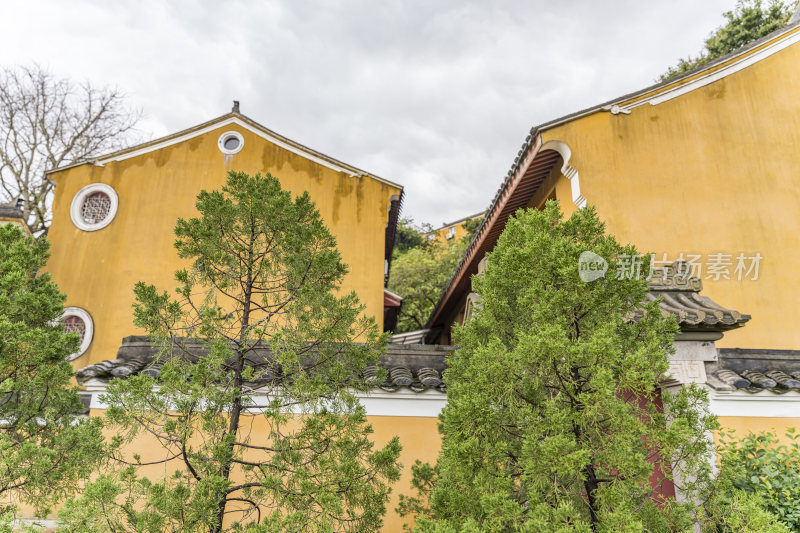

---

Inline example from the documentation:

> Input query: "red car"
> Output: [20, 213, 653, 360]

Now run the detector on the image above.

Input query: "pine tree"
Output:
[59, 171, 401, 532]
[0, 224, 103, 519]
[411, 202, 718, 532]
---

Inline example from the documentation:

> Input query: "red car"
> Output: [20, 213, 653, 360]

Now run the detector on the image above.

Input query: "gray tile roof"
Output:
[0, 205, 23, 219]
[391, 329, 431, 345]
[76, 336, 452, 394]
[643, 261, 750, 333]
[706, 349, 800, 394]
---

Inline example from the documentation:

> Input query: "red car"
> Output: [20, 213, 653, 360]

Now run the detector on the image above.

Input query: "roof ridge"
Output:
[45, 111, 403, 189]
[45, 112, 234, 175]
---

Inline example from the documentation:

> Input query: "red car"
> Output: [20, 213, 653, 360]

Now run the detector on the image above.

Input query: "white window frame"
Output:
[218, 131, 244, 155]
[70, 183, 119, 232]
[63, 306, 94, 360]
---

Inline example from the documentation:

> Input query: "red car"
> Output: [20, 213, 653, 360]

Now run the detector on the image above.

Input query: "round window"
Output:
[70, 183, 118, 231]
[218, 131, 244, 155]
[81, 191, 112, 224]
[224, 136, 240, 150]
[64, 315, 86, 339]
[62, 307, 94, 360]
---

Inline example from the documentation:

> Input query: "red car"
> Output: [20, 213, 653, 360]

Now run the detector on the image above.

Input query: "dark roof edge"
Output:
[719, 348, 800, 358]
[75, 337, 456, 393]
[423, 135, 547, 330]
[0, 205, 24, 219]
[385, 191, 404, 285]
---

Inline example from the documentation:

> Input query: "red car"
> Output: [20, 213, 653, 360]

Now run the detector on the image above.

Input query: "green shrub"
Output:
[712, 429, 800, 531]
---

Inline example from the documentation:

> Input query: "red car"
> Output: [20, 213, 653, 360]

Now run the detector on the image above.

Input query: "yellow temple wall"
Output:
[46, 122, 401, 367]
[542, 34, 800, 351]
[75, 408, 440, 533]
[718, 417, 800, 442]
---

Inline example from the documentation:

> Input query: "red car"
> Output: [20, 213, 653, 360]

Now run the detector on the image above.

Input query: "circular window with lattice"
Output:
[81, 191, 112, 224]
[62, 307, 93, 360]
[70, 183, 118, 231]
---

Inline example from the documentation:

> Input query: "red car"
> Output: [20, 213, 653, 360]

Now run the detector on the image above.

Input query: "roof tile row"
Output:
[77, 336, 452, 394]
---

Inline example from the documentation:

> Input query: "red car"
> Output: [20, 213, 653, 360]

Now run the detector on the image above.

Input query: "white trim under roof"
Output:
[49, 115, 403, 190]
[540, 140, 586, 209]
[384, 287, 403, 301]
[609, 26, 800, 114]
[709, 389, 800, 418]
[82, 383, 446, 418]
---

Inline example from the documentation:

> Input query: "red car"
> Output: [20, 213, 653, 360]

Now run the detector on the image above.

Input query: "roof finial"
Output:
[232, 100, 240, 113]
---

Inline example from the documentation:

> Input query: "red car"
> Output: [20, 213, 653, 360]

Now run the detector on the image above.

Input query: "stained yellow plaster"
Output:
[542, 37, 800, 350]
[46, 122, 401, 367]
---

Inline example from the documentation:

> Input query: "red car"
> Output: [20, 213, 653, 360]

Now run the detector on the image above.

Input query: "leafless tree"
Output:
[0, 64, 140, 236]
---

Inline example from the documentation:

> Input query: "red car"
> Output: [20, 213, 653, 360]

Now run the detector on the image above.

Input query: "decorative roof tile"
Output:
[640, 261, 750, 333]
[391, 329, 431, 345]
[76, 336, 452, 394]
[706, 348, 800, 394]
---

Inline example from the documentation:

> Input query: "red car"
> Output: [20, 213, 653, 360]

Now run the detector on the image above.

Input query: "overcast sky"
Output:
[1, 0, 735, 226]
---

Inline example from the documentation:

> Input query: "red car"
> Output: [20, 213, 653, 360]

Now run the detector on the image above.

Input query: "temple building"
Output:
[46, 105, 404, 364]
[44, 106, 453, 531]
[423, 210, 485, 243]
[423, 18, 800, 446]
[37, 14, 800, 532]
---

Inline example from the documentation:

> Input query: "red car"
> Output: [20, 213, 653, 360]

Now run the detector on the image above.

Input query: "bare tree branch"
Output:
[0, 64, 141, 236]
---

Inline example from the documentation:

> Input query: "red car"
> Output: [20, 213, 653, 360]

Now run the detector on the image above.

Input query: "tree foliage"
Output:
[0, 224, 103, 517]
[701, 489, 791, 533]
[388, 214, 482, 334]
[406, 202, 720, 531]
[0, 65, 139, 235]
[705, 429, 800, 531]
[661, 0, 797, 81]
[389, 240, 465, 334]
[394, 218, 433, 258]
[460, 216, 483, 239]
[58, 171, 401, 532]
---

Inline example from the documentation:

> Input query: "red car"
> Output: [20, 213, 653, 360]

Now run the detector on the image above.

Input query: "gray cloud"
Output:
[1, 0, 733, 225]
